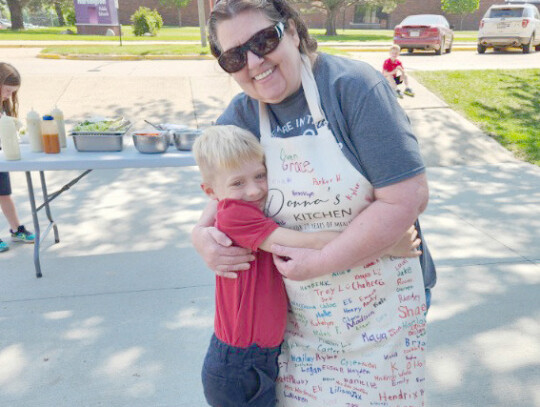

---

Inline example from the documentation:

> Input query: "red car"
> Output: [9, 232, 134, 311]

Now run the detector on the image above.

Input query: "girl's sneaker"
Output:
[11, 225, 35, 243]
[0, 239, 9, 252]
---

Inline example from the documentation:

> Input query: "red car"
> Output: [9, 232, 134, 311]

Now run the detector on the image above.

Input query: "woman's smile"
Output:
[253, 67, 274, 81]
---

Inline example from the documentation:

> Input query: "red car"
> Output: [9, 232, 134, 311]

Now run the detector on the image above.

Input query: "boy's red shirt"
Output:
[383, 57, 403, 77]
[214, 198, 287, 348]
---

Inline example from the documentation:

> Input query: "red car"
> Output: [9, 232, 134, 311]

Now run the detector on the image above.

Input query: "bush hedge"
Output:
[130, 7, 163, 36]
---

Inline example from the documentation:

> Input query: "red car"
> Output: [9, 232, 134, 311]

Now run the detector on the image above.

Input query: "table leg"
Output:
[39, 171, 60, 243]
[25, 171, 42, 278]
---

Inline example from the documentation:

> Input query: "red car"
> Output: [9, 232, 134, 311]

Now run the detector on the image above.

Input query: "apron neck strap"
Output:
[299, 54, 325, 125]
[259, 53, 325, 140]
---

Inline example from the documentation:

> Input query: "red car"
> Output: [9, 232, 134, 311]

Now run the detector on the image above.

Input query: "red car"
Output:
[394, 14, 454, 55]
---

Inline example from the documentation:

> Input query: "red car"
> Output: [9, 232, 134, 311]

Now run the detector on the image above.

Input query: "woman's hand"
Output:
[192, 225, 255, 279]
[271, 245, 331, 281]
[386, 225, 422, 258]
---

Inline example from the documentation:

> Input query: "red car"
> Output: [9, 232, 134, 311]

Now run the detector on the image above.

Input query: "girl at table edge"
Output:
[191, 0, 436, 296]
[0, 62, 35, 252]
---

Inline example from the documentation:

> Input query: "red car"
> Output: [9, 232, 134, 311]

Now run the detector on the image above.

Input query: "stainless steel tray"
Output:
[71, 131, 125, 152]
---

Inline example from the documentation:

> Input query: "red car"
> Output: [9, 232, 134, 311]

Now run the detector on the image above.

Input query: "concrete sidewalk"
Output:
[0, 52, 539, 407]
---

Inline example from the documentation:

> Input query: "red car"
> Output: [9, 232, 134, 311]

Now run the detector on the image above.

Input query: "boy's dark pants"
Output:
[202, 334, 281, 407]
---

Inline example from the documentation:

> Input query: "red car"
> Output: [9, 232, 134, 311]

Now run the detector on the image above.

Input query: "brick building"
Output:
[117, 0, 213, 27]
[117, 0, 504, 31]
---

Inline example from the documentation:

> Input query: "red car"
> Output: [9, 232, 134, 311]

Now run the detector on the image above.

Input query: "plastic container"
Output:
[51, 106, 67, 148]
[26, 108, 43, 152]
[0, 114, 21, 160]
[41, 115, 60, 154]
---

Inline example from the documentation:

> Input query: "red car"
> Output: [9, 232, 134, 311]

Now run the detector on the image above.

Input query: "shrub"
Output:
[65, 9, 76, 26]
[130, 7, 163, 36]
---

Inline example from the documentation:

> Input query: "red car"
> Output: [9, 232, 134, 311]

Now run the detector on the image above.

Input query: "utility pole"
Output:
[197, 0, 207, 48]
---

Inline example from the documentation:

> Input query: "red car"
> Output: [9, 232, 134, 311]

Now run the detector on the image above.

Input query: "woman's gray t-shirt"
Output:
[216, 52, 436, 289]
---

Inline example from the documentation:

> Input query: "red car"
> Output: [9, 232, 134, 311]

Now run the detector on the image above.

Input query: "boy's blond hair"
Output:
[390, 44, 401, 52]
[193, 125, 264, 183]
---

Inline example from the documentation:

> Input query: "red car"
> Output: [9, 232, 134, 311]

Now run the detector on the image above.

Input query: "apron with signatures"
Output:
[259, 55, 427, 406]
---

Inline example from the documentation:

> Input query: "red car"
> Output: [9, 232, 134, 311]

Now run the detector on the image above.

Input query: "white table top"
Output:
[0, 142, 196, 172]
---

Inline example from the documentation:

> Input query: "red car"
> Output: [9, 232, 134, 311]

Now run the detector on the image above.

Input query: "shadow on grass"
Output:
[470, 71, 540, 163]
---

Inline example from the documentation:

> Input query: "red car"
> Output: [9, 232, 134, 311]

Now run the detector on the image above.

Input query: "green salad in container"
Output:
[73, 117, 131, 133]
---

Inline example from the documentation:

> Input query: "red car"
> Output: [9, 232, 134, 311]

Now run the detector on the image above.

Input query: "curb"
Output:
[37, 53, 214, 61]
[36, 47, 478, 61]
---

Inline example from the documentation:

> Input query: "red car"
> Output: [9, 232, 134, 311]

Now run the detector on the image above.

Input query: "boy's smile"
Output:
[204, 158, 268, 211]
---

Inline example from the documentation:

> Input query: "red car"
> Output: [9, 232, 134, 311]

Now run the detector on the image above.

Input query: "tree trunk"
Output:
[54, 1, 65, 26]
[6, 0, 24, 30]
[460, 15, 464, 31]
[325, 8, 338, 36]
[178, 8, 182, 27]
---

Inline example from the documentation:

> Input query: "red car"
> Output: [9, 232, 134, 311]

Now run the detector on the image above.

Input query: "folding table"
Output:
[0, 144, 196, 278]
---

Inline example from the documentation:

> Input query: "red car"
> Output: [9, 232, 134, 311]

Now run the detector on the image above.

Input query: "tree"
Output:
[290, 0, 403, 36]
[6, 0, 24, 29]
[51, 0, 70, 26]
[24, 0, 73, 26]
[441, 0, 480, 30]
[159, 0, 192, 27]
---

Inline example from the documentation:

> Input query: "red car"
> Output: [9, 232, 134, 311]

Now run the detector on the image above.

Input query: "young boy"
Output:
[192, 125, 421, 407]
[382, 44, 415, 99]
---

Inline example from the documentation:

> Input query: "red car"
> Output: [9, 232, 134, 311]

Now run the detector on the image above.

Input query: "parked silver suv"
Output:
[478, 3, 540, 53]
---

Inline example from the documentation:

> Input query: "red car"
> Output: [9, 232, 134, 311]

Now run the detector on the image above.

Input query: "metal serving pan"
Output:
[71, 131, 125, 152]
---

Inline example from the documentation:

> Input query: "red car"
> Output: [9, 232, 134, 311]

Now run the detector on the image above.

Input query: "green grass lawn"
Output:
[0, 25, 479, 43]
[0, 25, 203, 41]
[42, 44, 210, 56]
[414, 69, 540, 165]
[41, 43, 350, 57]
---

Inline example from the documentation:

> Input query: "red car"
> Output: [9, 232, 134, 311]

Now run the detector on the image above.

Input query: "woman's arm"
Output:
[272, 173, 429, 281]
[191, 200, 255, 278]
[263, 226, 420, 257]
[258, 228, 339, 252]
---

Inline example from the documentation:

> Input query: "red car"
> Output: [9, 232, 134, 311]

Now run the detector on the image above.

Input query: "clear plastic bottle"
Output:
[51, 106, 67, 148]
[41, 115, 60, 154]
[26, 108, 43, 152]
[0, 114, 21, 160]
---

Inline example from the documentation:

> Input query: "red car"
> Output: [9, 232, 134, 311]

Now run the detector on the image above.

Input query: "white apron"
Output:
[260, 55, 427, 406]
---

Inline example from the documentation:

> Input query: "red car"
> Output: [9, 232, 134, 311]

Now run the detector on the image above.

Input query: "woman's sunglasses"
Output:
[218, 22, 285, 73]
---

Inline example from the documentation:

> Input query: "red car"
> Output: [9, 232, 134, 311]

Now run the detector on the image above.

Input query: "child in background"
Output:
[382, 44, 415, 98]
[0, 62, 35, 253]
[192, 125, 422, 407]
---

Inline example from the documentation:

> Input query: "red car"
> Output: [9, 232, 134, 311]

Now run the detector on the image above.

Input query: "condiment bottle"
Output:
[41, 115, 60, 154]
[0, 114, 21, 160]
[51, 106, 66, 148]
[26, 108, 43, 152]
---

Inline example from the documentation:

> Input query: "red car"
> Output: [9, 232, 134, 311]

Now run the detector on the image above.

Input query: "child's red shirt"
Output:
[214, 199, 287, 348]
[383, 57, 403, 77]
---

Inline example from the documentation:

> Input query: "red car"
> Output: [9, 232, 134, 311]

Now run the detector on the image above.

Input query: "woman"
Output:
[192, 0, 435, 405]
[0, 62, 35, 252]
